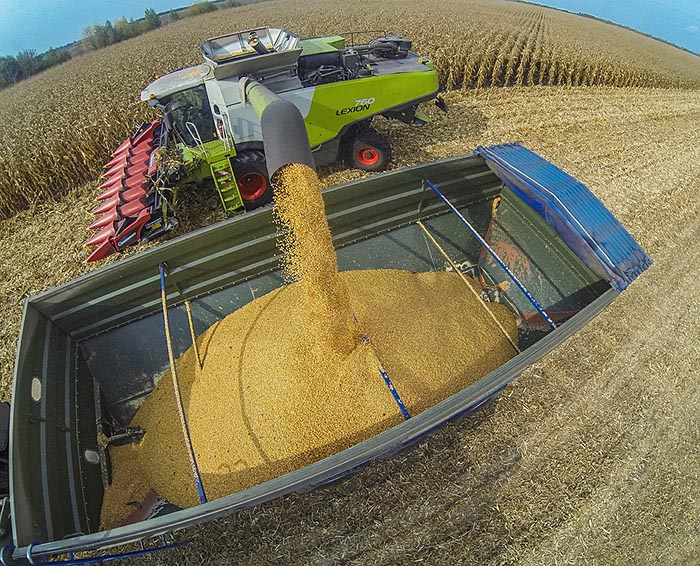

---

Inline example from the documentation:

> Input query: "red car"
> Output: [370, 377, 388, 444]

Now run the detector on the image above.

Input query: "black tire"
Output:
[347, 128, 392, 172]
[230, 149, 272, 209]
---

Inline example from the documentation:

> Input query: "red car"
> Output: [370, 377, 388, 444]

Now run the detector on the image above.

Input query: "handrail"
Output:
[185, 122, 208, 158]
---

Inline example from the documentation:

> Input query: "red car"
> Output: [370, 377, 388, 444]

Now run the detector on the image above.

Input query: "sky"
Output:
[522, 0, 699, 53]
[0, 0, 186, 55]
[0, 0, 699, 57]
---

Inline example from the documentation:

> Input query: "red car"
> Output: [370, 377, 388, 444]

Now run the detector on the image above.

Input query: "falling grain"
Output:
[273, 163, 359, 359]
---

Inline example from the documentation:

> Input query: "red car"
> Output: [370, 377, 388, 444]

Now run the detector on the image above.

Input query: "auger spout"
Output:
[241, 77, 315, 180]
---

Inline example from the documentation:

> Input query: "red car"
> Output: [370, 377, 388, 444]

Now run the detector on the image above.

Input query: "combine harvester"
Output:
[4, 27, 651, 566]
[84, 27, 446, 261]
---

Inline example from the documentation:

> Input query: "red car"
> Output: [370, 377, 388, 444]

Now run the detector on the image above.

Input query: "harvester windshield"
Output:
[165, 85, 216, 147]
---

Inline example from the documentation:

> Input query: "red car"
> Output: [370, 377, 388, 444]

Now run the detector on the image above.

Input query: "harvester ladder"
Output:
[210, 160, 244, 214]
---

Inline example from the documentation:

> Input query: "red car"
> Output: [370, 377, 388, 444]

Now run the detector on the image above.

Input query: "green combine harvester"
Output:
[85, 27, 445, 261]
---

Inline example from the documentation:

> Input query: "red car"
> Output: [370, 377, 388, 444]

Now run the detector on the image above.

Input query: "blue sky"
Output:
[0, 0, 698, 56]
[0, 0, 186, 55]
[523, 0, 699, 53]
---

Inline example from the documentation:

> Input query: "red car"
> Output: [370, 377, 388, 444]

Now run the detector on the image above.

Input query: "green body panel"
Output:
[303, 68, 439, 146]
[180, 139, 234, 178]
[298, 35, 346, 55]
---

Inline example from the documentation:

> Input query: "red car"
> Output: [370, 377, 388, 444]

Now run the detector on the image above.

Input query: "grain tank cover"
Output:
[199, 27, 302, 80]
[475, 143, 652, 291]
[199, 27, 299, 64]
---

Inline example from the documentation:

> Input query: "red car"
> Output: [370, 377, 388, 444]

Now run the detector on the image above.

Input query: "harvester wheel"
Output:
[348, 128, 392, 172]
[231, 150, 272, 209]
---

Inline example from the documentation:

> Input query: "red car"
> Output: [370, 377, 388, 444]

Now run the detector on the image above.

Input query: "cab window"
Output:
[166, 85, 215, 146]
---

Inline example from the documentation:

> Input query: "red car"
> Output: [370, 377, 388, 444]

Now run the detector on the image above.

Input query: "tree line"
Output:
[0, 1, 243, 91]
[81, 8, 163, 50]
[0, 48, 71, 89]
[82, 2, 241, 50]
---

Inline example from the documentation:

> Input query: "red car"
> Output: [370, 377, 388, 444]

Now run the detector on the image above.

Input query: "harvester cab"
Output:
[85, 26, 445, 262]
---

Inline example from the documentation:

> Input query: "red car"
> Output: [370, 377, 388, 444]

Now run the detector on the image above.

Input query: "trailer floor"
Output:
[1, 86, 699, 564]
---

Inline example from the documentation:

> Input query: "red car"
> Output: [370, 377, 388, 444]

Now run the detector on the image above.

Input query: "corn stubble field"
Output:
[1, 0, 699, 563]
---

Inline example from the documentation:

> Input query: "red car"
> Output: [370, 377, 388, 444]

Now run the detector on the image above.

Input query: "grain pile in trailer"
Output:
[100, 164, 518, 525]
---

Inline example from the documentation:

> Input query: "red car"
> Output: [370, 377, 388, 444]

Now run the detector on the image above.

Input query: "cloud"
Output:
[686, 25, 699, 34]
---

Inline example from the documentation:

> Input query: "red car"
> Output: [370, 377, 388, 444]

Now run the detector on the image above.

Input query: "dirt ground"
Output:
[1, 86, 698, 564]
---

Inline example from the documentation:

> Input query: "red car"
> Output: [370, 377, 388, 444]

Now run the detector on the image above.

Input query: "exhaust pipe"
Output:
[241, 78, 315, 180]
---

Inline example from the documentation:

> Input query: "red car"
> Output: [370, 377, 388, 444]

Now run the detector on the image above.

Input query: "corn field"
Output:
[0, 0, 698, 220]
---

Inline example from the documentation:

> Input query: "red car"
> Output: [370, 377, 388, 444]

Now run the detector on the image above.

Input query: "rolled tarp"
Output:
[475, 142, 652, 291]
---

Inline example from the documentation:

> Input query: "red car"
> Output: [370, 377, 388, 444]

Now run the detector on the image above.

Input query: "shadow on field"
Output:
[317, 103, 489, 184]
[378, 102, 490, 167]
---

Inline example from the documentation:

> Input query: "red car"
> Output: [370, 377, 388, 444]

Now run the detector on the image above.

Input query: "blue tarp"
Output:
[475, 143, 652, 291]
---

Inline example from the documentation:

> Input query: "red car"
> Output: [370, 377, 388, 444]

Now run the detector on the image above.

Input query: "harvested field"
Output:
[1, 0, 699, 218]
[1, 85, 698, 564]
